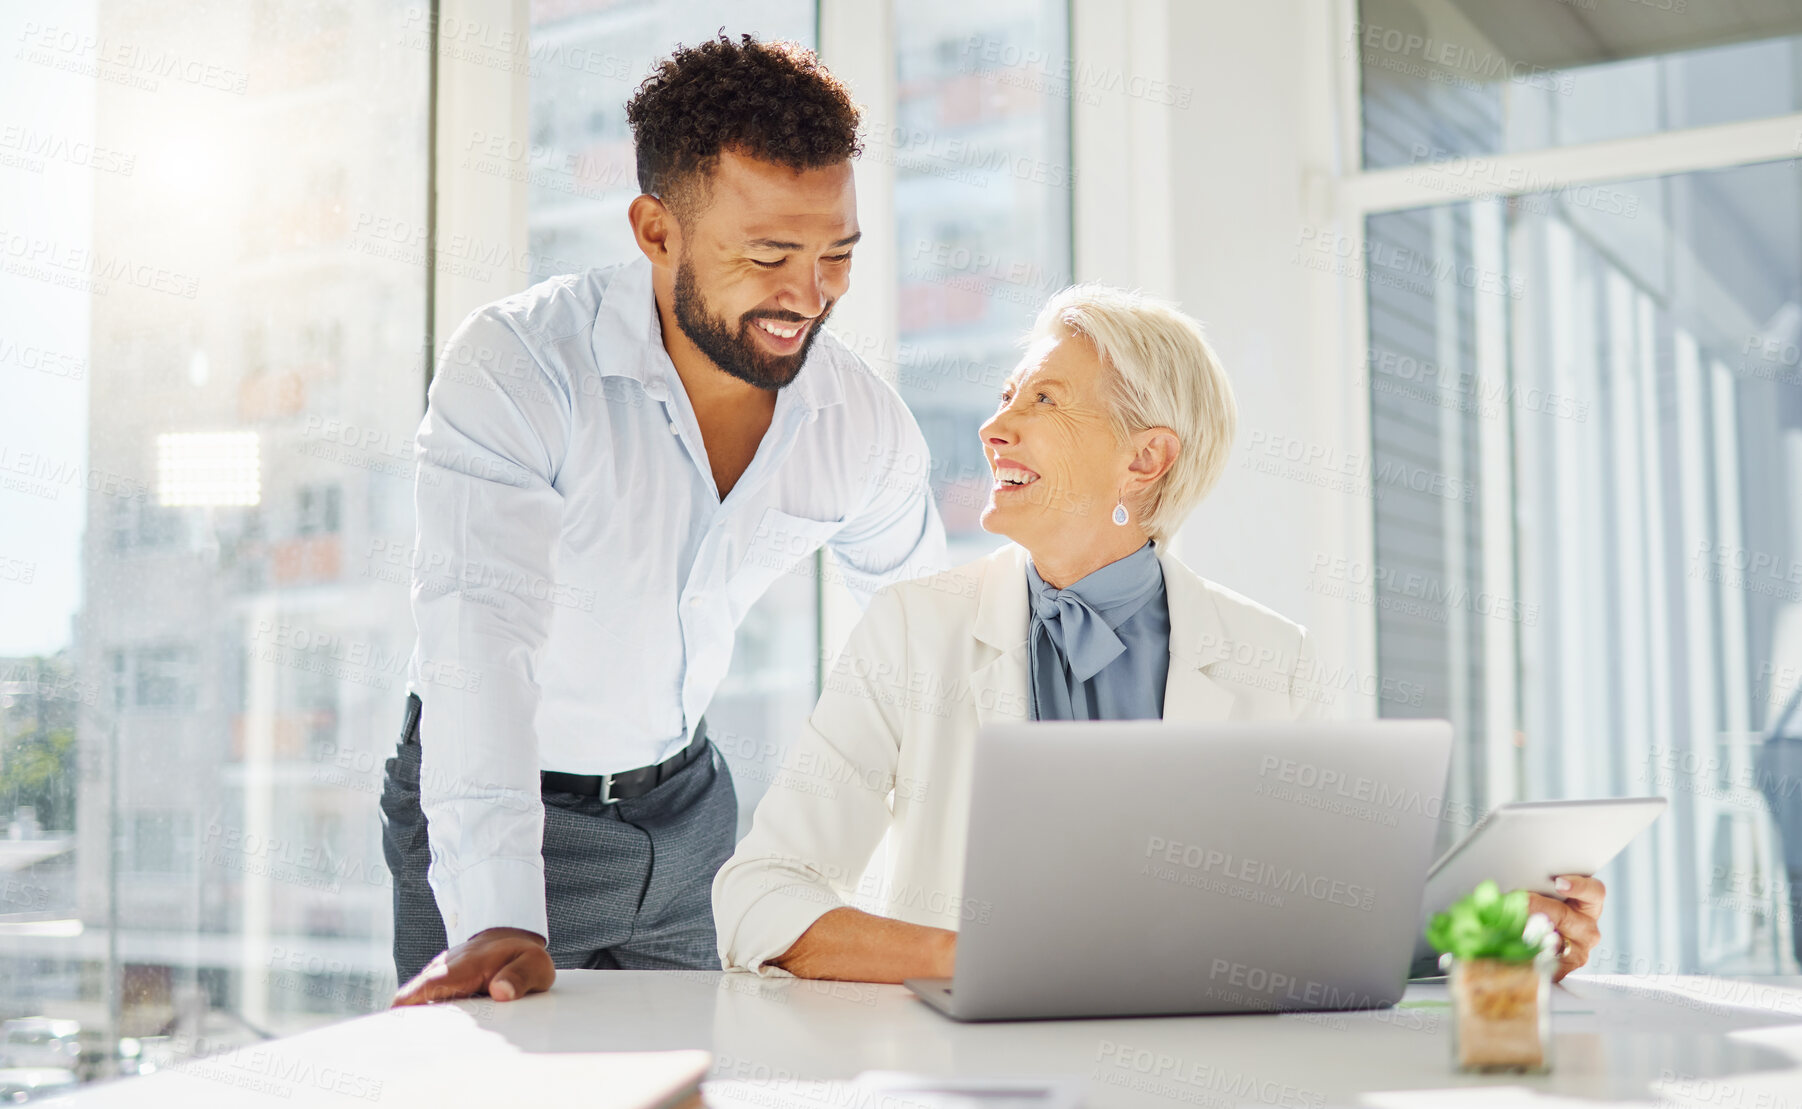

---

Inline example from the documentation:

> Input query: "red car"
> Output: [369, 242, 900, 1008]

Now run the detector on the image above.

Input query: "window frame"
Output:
[1333, 0, 1802, 729]
[1335, 1, 1802, 970]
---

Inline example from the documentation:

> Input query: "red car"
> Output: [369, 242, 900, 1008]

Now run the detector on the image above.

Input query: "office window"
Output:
[1357, 0, 1802, 169]
[295, 483, 341, 536]
[0, 0, 431, 1076]
[893, 0, 1072, 555]
[131, 645, 199, 711]
[524, 1, 819, 836]
[107, 499, 188, 554]
[1360, 2, 1802, 973]
[127, 813, 193, 875]
[525, 1, 817, 274]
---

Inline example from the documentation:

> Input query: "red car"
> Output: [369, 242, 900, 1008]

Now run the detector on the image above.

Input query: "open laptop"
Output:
[905, 719, 1453, 1021]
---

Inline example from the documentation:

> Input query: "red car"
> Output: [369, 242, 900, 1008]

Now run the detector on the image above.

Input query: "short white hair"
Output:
[1027, 283, 1238, 543]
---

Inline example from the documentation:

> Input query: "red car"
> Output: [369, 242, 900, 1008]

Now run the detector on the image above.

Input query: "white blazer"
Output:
[712, 541, 1322, 974]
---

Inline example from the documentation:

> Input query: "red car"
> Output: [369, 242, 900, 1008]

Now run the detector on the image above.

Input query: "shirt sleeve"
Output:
[411, 306, 571, 947]
[712, 585, 911, 974]
[825, 383, 949, 609]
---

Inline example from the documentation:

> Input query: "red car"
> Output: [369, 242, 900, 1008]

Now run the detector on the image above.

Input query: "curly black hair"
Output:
[625, 33, 862, 222]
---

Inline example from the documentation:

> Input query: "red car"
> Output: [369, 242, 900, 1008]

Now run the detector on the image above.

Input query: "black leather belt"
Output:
[541, 721, 710, 802]
[400, 693, 711, 804]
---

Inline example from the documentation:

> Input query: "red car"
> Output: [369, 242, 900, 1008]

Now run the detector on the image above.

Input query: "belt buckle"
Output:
[598, 773, 616, 805]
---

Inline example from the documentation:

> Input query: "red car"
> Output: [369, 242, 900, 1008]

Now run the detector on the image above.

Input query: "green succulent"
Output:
[1425, 880, 1551, 964]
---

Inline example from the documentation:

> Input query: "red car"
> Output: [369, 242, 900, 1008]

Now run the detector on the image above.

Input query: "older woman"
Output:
[711, 285, 1605, 984]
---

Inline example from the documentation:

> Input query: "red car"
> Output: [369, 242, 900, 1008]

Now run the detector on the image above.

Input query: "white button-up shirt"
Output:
[405, 257, 948, 945]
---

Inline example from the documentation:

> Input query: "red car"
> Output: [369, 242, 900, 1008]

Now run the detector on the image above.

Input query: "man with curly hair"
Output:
[384, 34, 947, 1005]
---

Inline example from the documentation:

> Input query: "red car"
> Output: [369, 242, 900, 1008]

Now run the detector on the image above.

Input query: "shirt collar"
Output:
[1026, 541, 1164, 631]
[974, 542, 1224, 661]
[590, 256, 844, 415]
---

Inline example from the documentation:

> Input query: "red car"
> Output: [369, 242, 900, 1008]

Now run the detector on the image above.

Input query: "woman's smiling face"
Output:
[977, 329, 1132, 551]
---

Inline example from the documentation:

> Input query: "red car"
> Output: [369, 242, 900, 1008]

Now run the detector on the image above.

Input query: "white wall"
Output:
[1075, 0, 1377, 716]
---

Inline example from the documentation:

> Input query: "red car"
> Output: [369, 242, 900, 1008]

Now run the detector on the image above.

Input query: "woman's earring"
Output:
[1112, 495, 1129, 526]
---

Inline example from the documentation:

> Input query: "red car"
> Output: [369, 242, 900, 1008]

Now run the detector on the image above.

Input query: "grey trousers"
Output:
[379, 716, 738, 983]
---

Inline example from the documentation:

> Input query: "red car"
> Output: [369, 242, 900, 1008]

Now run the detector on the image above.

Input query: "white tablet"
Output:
[1416, 797, 1668, 936]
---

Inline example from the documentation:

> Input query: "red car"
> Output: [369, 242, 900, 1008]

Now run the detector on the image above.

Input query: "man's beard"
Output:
[672, 256, 833, 392]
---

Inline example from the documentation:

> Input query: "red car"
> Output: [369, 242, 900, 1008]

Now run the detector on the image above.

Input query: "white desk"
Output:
[63, 971, 1802, 1107]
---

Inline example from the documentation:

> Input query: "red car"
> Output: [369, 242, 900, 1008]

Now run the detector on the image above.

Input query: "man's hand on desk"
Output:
[391, 927, 556, 1007]
[1527, 874, 1606, 983]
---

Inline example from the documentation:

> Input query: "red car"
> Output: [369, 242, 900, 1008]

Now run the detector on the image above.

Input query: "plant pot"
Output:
[1446, 954, 1553, 1073]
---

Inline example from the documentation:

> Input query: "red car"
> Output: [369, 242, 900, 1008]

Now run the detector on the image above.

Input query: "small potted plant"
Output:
[1424, 880, 1558, 1073]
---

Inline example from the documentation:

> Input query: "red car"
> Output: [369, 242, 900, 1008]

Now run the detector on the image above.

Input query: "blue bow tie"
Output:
[1027, 577, 1129, 683]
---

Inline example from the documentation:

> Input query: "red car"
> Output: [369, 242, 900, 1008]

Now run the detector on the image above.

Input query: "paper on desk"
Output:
[704, 1070, 1084, 1109]
[73, 1043, 714, 1108]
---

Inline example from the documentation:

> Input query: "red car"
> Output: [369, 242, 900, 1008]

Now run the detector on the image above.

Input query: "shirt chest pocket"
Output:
[729, 506, 846, 609]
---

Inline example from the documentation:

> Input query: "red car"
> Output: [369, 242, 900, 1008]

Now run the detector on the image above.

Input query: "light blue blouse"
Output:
[1025, 541, 1171, 721]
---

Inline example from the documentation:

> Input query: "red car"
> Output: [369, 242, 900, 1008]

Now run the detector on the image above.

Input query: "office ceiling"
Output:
[1442, 0, 1802, 70]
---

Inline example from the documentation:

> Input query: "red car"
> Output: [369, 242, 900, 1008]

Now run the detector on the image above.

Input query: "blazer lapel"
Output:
[967, 543, 1237, 725]
[970, 544, 1031, 727]
[1158, 547, 1237, 723]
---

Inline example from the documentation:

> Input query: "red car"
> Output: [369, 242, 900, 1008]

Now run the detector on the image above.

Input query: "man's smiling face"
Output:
[668, 148, 860, 391]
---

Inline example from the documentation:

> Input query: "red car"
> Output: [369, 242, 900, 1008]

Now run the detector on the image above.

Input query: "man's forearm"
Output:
[769, 907, 955, 983]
